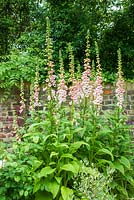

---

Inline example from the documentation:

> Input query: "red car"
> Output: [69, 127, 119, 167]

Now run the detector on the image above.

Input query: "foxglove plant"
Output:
[69, 80, 83, 104]
[68, 43, 84, 105]
[19, 78, 26, 114]
[45, 18, 56, 102]
[33, 66, 40, 108]
[81, 32, 92, 99]
[115, 49, 125, 109]
[29, 82, 35, 113]
[68, 43, 75, 84]
[57, 50, 68, 105]
[93, 42, 103, 111]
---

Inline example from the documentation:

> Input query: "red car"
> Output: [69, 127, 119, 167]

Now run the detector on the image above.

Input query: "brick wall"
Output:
[0, 82, 134, 135]
[103, 82, 134, 121]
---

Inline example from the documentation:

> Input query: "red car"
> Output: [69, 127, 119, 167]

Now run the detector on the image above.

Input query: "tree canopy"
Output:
[0, 0, 133, 85]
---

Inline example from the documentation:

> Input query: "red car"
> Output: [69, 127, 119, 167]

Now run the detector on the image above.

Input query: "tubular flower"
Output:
[69, 80, 83, 104]
[57, 50, 68, 105]
[115, 48, 125, 109]
[46, 62, 56, 101]
[47, 62, 56, 87]
[34, 67, 40, 107]
[19, 79, 26, 114]
[115, 79, 125, 109]
[57, 79, 68, 105]
[81, 32, 92, 98]
[29, 82, 35, 113]
[93, 75, 103, 106]
[81, 68, 92, 98]
[34, 84, 40, 107]
[93, 42, 103, 109]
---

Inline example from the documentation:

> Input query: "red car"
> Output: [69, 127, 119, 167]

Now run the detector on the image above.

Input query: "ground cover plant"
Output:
[0, 19, 134, 200]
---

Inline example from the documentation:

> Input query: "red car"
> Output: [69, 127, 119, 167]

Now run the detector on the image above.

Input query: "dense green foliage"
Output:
[0, 102, 134, 199]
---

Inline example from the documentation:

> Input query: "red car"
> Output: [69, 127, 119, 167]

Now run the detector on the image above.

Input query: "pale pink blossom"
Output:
[93, 75, 103, 106]
[19, 79, 26, 114]
[19, 100, 25, 114]
[81, 69, 92, 98]
[34, 85, 40, 107]
[80, 55, 92, 98]
[69, 81, 83, 104]
[115, 79, 125, 108]
[57, 79, 68, 105]
[46, 60, 56, 101]
[47, 68, 56, 88]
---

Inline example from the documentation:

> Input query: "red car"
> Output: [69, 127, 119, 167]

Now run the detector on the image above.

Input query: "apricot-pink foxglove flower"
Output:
[93, 75, 103, 105]
[34, 66, 40, 107]
[81, 33, 92, 98]
[45, 18, 56, 101]
[93, 42, 103, 108]
[57, 51, 68, 105]
[57, 79, 68, 104]
[19, 79, 26, 114]
[81, 64, 92, 98]
[115, 79, 125, 108]
[115, 49, 125, 109]
[69, 80, 83, 104]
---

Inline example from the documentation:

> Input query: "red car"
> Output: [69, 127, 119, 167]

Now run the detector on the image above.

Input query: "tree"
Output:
[0, 0, 41, 56]
[100, 0, 134, 79]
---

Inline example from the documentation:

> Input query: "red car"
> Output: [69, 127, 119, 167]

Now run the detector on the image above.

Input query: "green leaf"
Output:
[24, 191, 29, 197]
[35, 191, 52, 200]
[44, 178, 60, 199]
[50, 152, 59, 159]
[60, 161, 80, 174]
[55, 176, 62, 184]
[61, 153, 75, 160]
[73, 127, 85, 133]
[33, 181, 41, 193]
[69, 141, 89, 154]
[32, 160, 43, 171]
[54, 143, 69, 150]
[98, 159, 112, 165]
[28, 122, 50, 131]
[97, 148, 114, 161]
[120, 156, 131, 169]
[39, 166, 56, 178]
[14, 176, 20, 182]
[116, 185, 128, 197]
[125, 174, 134, 186]
[19, 190, 24, 196]
[33, 136, 39, 143]
[61, 186, 73, 200]
[113, 162, 124, 175]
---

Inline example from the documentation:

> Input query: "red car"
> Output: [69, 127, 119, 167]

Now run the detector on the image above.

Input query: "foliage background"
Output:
[0, 0, 134, 96]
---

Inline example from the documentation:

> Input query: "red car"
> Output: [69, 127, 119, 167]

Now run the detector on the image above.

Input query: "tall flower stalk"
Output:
[68, 43, 83, 104]
[57, 50, 68, 105]
[68, 43, 75, 84]
[19, 78, 26, 114]
[45, 17, 56, 101]
[45, 17, 56, 131]
[29, 66, 40, 115]
[115, 48, 125, 109]
[29, 82, 35, 114]
[93, 42, 103, 111]
[34, 65, 40, 108]
[81, 32, 92, 99]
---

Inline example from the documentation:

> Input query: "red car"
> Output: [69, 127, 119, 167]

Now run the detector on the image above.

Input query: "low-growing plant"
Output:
[73, 162, 115, 200]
